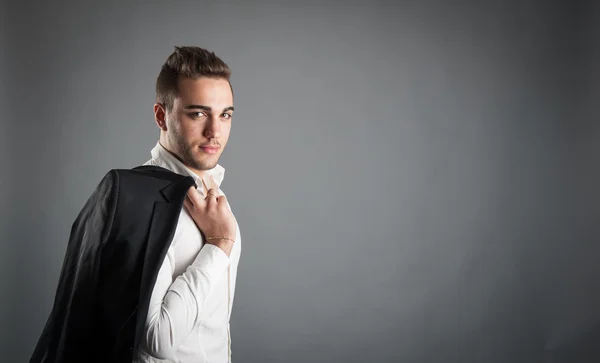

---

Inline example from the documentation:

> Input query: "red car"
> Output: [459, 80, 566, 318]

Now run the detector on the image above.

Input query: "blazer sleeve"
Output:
[29, 169, 119, 363]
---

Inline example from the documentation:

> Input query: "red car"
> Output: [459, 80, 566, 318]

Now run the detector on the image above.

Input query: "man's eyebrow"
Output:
[183, 105, 235, 113]
[184, 105, 211, 111]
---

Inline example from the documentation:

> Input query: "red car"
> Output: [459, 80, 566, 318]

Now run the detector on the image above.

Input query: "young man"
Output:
[30, 46, 241, 363]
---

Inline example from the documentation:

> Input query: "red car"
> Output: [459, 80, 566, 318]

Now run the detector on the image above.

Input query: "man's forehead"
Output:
[178, 76, 230, 90]
[176, 78, 233, 105]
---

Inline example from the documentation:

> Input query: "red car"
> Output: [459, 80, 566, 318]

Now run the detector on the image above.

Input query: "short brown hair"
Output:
[156, 46, 231, 111]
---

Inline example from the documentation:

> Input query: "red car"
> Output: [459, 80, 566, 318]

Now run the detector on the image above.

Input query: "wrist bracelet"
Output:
[206, 236, 235, 243]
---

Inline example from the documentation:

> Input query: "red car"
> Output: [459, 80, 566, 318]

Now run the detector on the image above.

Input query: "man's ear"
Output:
[154, 103, 168, 131]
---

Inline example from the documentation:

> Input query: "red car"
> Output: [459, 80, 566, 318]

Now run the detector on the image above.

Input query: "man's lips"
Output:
[200, 145, 220, 154]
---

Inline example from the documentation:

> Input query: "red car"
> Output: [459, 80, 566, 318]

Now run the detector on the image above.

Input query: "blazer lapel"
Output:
[133, 175, 196, 353]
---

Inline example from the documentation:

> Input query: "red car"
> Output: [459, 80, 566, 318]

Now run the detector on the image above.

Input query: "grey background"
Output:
[1, 1, 599, 362]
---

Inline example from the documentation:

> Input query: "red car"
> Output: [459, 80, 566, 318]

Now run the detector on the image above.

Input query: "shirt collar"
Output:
[149, 141, 225, 190]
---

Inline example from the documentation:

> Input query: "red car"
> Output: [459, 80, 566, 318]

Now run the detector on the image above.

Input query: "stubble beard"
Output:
[170, 130, 219, 172]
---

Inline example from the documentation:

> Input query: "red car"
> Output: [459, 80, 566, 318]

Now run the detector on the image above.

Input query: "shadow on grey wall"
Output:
[544, 324, 600, 363]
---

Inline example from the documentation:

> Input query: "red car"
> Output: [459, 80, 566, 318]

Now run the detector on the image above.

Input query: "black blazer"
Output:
[30, 165, 197, 363]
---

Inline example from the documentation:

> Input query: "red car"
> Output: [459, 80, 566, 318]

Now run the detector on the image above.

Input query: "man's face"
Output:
[160, 77, 234, 174]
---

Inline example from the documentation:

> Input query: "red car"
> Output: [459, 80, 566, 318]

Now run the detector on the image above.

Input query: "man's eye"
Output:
[190, 112, 205, 118]
[222, 113, 232, 119]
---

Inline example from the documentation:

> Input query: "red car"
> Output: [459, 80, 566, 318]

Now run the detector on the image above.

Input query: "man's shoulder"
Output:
[98, 165, 193, 197]
[122, 164, 185, 181]
[105, 165, 186, 183]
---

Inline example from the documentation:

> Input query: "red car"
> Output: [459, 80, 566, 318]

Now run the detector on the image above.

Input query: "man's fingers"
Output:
[206, 188, 219, 205]
[183, 195, 193, 211]
[200, 176, 209, 195]
[186, 186, 204, 207]
[217, 193, 228, 207]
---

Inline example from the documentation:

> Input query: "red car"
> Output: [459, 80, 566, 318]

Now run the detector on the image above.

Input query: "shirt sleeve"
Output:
[140, 236, 230, 360]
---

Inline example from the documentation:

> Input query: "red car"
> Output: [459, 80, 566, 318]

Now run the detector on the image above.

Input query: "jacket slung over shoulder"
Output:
[30, 166, 196, 363]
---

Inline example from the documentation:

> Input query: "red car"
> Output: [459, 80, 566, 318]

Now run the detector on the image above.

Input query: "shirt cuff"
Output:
[192, 243, 230, 276]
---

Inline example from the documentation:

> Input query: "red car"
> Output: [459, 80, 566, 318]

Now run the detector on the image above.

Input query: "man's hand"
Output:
[184, 185, 237, 257]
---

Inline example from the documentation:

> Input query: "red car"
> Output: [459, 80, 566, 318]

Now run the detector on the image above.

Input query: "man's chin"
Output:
[192, 158, 219, 171]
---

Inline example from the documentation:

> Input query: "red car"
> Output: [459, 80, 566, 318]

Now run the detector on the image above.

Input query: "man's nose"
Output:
[204, 115, 221, 139]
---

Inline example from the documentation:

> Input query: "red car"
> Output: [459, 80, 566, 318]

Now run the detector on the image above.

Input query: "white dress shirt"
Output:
[134, 142, 241, 363]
